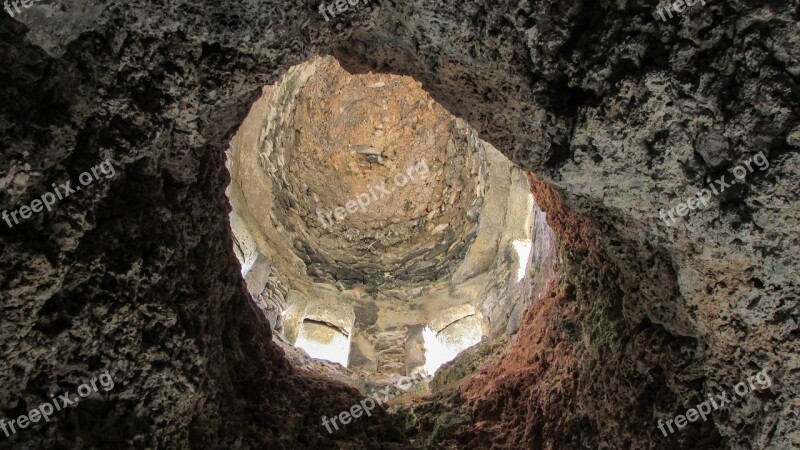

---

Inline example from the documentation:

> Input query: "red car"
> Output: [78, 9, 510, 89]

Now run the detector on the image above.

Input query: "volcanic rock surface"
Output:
[0, 0, 797, 449]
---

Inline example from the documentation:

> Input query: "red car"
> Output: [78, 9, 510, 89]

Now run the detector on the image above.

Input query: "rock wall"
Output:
[225, 55, 548, 385]
[0, 0, 797, 448]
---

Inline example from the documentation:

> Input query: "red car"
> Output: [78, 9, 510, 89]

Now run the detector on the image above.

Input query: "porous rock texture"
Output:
[0, 0, 797, 449]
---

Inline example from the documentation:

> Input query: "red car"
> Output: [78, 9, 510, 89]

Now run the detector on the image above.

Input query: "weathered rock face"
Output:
[0, 0, 797, 449]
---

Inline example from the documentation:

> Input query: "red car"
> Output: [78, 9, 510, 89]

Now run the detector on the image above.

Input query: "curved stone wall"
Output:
[232, 57, 487, 288]
[225, 56, 555, 380]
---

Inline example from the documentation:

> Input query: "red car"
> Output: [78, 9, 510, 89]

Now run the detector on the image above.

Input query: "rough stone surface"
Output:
[225, 55, 542, 387]
[428, 304, 476, 333]
[0, 0, 797, 448]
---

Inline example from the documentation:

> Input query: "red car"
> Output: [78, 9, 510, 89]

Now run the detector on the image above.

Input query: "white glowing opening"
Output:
[230, 213, 258, 276]
[511, 239, 533, 282]
[239, 254, 256, 276]
[422, 326, 458, 375]
[422, 323, 482, 376]
[294, 322, 351, 367]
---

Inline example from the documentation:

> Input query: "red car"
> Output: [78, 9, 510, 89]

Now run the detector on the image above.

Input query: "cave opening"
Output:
[224, 56, 555, 390]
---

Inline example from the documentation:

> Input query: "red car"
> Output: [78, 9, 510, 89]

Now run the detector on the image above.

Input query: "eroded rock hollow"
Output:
[226, 57, 553, 385]
[0, 0, 797, 449]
